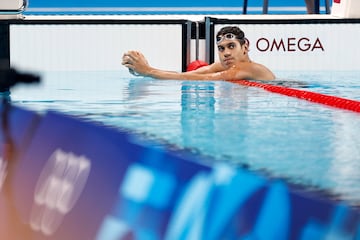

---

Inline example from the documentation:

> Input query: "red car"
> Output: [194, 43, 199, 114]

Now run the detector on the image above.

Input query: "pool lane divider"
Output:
[187, 61, 360, 113]
[229, 80, 360, 113]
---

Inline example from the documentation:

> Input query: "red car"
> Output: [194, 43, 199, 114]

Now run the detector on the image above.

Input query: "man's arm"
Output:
[144, 67, 224, 80]
[122, 51, 251, 81]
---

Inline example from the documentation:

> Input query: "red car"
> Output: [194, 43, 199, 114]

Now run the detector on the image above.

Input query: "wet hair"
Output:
[216, 26, 247, 45]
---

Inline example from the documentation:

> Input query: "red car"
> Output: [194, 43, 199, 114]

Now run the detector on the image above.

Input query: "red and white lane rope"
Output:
[229, 80, 360, 113]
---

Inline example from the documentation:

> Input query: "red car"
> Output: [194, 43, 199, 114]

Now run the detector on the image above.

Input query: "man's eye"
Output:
[228, 44, 235, 49]
[218, 46, 224, 52]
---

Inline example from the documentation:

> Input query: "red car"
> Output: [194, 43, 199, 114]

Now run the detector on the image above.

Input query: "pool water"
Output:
[10, 70, 360, 206]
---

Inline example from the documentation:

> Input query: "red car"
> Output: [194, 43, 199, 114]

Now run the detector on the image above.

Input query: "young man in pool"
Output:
[122, 26, 275, 81]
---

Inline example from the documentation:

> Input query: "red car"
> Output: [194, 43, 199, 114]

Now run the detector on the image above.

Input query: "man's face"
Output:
[217, 39, 246, 68]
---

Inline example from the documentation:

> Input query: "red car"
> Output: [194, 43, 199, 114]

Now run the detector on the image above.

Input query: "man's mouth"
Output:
[224, 58, 233, 65]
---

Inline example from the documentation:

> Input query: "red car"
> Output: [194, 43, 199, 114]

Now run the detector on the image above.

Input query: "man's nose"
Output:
[223, 51, 231, 57]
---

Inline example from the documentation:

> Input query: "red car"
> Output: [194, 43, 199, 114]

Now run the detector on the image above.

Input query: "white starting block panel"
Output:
[0, 0, 27, 15]
[332, 0, 360, 18]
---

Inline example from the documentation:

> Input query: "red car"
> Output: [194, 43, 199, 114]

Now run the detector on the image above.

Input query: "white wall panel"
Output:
[215, 23, 360, 71]
[10, 24, 183, 72]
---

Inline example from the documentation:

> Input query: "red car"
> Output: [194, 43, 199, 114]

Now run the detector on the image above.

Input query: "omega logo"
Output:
[255, 37, 324, 52]
[29, 149, 91, 236]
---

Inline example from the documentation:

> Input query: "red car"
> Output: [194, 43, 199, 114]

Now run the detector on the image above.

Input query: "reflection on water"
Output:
[180, 82, 215, 152]
[328, 112, 360, 204]
[10, 70, 360, 206]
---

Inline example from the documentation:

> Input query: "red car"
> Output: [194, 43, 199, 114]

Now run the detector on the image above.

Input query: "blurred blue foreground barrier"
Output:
[1, 104, 360, 240]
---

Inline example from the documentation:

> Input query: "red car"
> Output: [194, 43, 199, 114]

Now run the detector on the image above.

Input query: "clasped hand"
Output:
[122, 51, 150, 76]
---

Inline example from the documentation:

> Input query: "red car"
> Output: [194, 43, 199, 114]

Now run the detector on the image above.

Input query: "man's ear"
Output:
[244, 42, 250, 52]
[243, 44, 249, 53]
[244, 38, 250, 51]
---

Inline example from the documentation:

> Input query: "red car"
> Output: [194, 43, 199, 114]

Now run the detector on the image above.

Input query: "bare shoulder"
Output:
[188, 62, 224, 74]
[207, 62, 226, 72]
[248, 62, 275, 80]
[229, 61, 275, 81]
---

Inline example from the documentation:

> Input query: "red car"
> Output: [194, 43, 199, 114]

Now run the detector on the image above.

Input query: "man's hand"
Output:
[122, 51, 151, 76]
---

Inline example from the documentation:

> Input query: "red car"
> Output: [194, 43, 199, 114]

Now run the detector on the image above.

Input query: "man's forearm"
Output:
[145, 67, 225, 81]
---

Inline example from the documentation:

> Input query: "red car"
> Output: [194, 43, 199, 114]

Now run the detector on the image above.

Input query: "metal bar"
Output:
[204, 17, 212, 64]
[0, 23, 10, 92]
[314, 0, 320, 14]
[184, 21, 192, 72]
[243, 0, 248, 14]
[325, 0, 330, 14]
[0, 23, 10, 70]
[195, 21, 199, 60]
[263, 0, 269, 14]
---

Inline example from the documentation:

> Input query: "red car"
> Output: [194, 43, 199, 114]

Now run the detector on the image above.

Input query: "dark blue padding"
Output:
[0, 104, 41, 239]
[3, 107, 360, 240]
[0, 104, 41, 158]
[11, 110, 135, 239]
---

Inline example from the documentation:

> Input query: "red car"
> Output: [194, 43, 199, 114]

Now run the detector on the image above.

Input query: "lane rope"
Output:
[229, 80, 360, 113]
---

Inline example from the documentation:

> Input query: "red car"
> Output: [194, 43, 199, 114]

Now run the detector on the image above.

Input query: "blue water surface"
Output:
[10, 70, 360, 206]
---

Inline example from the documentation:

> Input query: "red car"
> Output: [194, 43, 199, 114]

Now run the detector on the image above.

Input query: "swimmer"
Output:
[122, 26, 275, 81]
